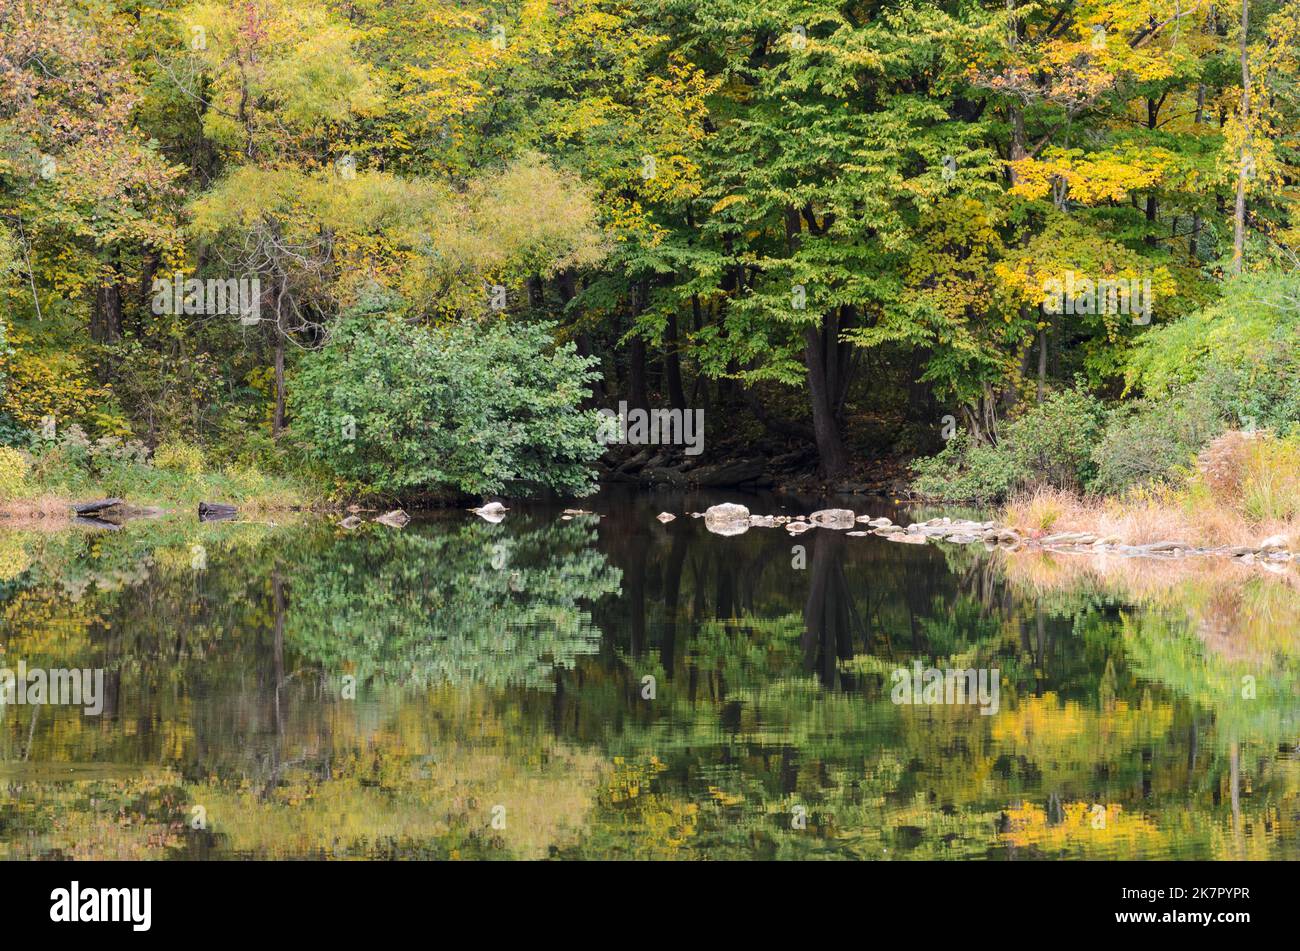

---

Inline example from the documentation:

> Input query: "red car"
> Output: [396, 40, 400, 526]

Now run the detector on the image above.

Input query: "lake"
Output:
[2, 487, 1298, 860]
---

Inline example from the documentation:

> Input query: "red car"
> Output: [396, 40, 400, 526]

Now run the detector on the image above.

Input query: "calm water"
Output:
[2, 487, 1299, 860]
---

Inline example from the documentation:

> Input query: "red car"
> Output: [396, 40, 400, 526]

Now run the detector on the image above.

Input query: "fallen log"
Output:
[198, 502, 238, 522]
[690, 459, 765, 487]
[73, 498, 126, 516]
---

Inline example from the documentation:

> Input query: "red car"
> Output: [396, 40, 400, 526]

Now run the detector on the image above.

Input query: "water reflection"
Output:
[1, 488, 1299, 859]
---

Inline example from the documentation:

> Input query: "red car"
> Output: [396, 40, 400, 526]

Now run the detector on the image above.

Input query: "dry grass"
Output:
[1003, 430, 1300, 549]
[0, 495, 74, 524]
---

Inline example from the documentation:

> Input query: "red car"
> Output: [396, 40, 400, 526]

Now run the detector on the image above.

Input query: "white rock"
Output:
[374, 509, 409, 528]
[1258, 534, 1290, 550]
[704, 503, 751, 536]
[887, 532, 928, 545]
[656, 512, 676, 523]
[809, 509, 857, 529]
[471, 501, 508, 523]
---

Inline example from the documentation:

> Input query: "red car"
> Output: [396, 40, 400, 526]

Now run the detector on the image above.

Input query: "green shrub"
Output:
[292, 315, 604, 497]
[911, 389, 1104, 502]
[0, 445, 29, 501]
[1090, 389, 1222, 495]
[152, 439, 206, 476]
[911, 431, 1022, 503]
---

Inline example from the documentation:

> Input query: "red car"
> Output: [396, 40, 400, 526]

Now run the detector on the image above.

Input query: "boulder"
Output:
[704, 503, 751, 536]
[471, 501, 508, 523]
[340, 515, 363, 530]
[809, 508, 857, 530]
[887, 532, 928, 545]
[1258, 534, 1290, 551]
[656, 512, 676, 523]
[374, 509, 410, 528]
[786, 521, 812, 535]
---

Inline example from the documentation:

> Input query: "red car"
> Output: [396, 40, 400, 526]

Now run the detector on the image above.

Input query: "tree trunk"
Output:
[1036, 324, 1048, 403]
[1232, 0, 1250, 273]
[803, 324, 850, 479]
[627, 283, 649, 409]
[664, 310, 687, 410]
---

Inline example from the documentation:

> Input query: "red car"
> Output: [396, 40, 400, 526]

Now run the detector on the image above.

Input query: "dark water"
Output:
[2, 487, 1299, 860]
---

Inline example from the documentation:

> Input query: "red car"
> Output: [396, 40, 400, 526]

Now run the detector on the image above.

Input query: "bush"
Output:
[911, 389, 1104, 502]
[1239, 436, 1300, 523]
[292, 315, 604, 497]
[152, 439, 206, 476]
[0, 445, 29, 501]
[911, 431, 1022, 503]
[1090, 389, 1222, 495]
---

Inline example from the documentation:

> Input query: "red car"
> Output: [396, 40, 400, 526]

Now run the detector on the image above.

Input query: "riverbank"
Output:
[1001, 486, 1298, 554]
[0, 467, 326, 522]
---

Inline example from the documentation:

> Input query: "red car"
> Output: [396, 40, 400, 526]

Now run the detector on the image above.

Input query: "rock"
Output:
[867, 517, 895, 528]
[887, 532, 928, 545]
[1040, 532, 1097, 546]
[786, 521, 812, 534]
[1139, 540, 1191, 553]
[340, 515, 363, 530]
[704, 502, 750, 522]
[374, 509, 410, 528]
[471, 501, 508, 523]
[855, 515, 873, 523]
[1258, 534, 1290, 551]
[846, 530, 869, 537]
[943, 533, 980, 544]
[656, 512, 676, 523]
[748, 515, 778, 528]
[563, 508, 594, 516]
[704, 503, 751, 536]
[809, 508, 857, 530]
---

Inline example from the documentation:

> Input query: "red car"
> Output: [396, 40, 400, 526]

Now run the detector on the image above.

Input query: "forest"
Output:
[1, 0, 1299, 515]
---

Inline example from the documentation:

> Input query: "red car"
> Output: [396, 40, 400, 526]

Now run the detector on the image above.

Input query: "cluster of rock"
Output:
[669, 504, 1296, 565]
[340, 508, 410, 530]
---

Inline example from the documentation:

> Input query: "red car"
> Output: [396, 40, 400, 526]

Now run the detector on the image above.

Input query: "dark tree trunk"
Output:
[785, 204, 850, 478]
[803, 324, 850, 479]
[664, 310, 687, 410]
[92, 282, 122, 344]
[627, 282, 649, 409]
